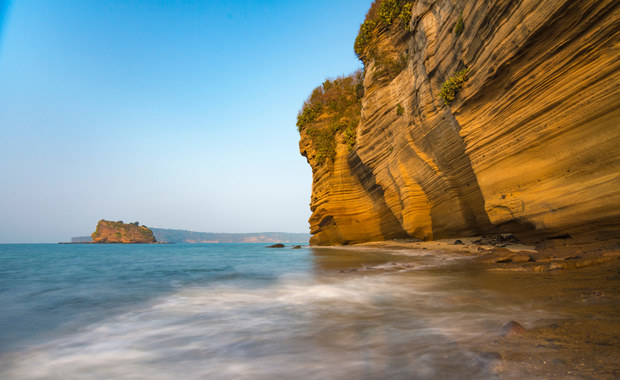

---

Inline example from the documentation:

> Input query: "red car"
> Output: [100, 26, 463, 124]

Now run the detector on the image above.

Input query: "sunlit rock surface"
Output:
[91, 220, 157, 243]
[299, 0, 620, 246]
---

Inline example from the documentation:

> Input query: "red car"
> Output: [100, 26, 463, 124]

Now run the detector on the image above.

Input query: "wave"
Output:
[0, 270, 556, 379]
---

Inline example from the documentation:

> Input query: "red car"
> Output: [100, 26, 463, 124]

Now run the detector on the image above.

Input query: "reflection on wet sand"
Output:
[311, 246, 620, 379]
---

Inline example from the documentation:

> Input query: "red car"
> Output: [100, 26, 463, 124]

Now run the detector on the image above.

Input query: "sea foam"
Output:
[0, 268, 555, 380]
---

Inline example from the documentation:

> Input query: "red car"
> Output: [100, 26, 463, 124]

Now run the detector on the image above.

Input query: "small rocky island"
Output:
[91, 219, 157, 244]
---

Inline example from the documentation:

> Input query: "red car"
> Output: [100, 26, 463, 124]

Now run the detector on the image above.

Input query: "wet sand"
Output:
[477, 260, 620, 379]
[311, 241, 620, 379]
[352, 235, 620, 272]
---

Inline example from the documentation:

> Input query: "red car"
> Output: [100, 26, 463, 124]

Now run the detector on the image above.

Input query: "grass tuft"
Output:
[439, 68, 470, 105]
[454, 16, 464, 36]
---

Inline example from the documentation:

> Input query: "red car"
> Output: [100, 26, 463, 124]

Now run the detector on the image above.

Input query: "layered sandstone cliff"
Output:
[299, 0, 620, 246]
[91, 220, 157, 243]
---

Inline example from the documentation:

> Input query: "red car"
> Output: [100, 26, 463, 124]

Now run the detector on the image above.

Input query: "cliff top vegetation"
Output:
[354, 0, 413, 61]
[297, 70, 364, 165]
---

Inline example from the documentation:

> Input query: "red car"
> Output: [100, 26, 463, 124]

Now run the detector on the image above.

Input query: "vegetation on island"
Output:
[439, 68, 470, 105]
[91, 219, 157, 243]
[297, 71, 364, 165]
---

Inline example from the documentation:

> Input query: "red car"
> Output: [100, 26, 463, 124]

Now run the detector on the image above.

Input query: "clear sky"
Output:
[0, 0, 372, 243]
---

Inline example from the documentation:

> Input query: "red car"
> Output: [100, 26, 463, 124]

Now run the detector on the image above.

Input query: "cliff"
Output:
[91, 220, 157, 244]
[299, 0, 620, 246]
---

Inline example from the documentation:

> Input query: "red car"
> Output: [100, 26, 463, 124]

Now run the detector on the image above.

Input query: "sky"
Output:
[0, 0, 372, 243]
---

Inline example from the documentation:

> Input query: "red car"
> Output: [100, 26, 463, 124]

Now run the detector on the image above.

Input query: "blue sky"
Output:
[0, 0, 372, 243]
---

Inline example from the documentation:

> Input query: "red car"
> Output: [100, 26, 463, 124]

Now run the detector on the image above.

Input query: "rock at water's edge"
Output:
[266, 243, 285, 248]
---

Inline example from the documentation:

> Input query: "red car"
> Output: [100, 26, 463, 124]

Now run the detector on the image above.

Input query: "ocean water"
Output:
[0, 243, 608, 379]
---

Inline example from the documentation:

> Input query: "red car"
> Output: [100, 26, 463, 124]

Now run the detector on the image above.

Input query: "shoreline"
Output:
[338, 235, 620, 272]
[312, 238, 620, 378]
[4, 240, 618, 378]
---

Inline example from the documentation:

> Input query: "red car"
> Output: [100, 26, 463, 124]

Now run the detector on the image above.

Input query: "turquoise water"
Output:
[1, 243, 582, 379]
[0, 244, 310, 353]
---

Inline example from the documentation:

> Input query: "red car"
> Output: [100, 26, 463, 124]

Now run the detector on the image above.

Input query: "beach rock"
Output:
[511, 252, 533, 263]
[500, 321, 526, 337]
[453, 240, 464, 245]
[491, 248, 515, 263]
[528, 251, 554, 263]
[292, 245, 301, 249]
[473, 248, 515, 264]
[266, 244, 285, 248]
[473, 252, 499, 264]
[299, 0, 620, 247]
[474, 235, 521, 247]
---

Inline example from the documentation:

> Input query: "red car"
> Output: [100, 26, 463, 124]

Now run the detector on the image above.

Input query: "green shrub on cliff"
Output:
[399, 2, 413, 25]
[396, 103, 404, 116]
[332, 119, 358, 150]
[297, 103, 323, 132]
[454, 16, 464, 36]
[379, 0, 413, 26]
[354, 0, 414, 60]
[354, 20, 376, 59]
[439, 68, 470, 105]
[343, 122, 357, 150]
[307, 128, 337, 165]
[298, 71, 363, 165]
[378, 0, 401, 26]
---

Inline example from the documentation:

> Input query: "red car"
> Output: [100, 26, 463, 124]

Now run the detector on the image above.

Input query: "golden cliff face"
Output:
[91, 220, 157, 244]
[299, 0, 620, 246]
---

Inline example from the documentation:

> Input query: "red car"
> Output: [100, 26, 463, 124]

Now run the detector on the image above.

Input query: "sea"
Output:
[0, 243, 615, 379]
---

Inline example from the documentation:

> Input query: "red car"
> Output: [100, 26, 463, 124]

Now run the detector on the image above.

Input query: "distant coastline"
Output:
[59, 241, 172, 245]
[69, 228, 310, 244]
